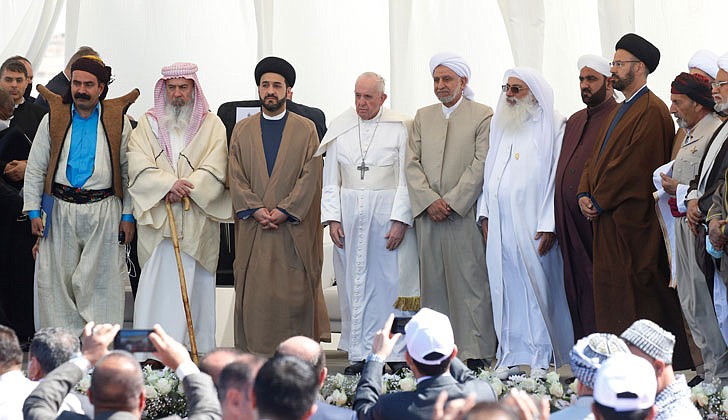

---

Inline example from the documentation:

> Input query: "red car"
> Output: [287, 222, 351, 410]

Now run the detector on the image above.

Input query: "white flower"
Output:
[722, 398, 728, 414]
[156, 378, 173, 395]
[520, 378, 537, 392]
[545, 371, 560, 384]
[569, 379, 579, 394]
[78, 375, 91, 392]
[548, 382, 564, 398]
[704, 382, 717, 396]
[489, 378, 504, 396]
[722, 386, 728, 400]
[399, 377, 415, 391]
[178, 382, 185, 396]
[695, 392, 709, 407]
[326, 389, 348, 406]
[145, 385, 158, 399]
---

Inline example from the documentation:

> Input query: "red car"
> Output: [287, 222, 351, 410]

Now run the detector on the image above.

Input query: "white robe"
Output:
[480, 117, 573, 369]
[319, 107, 419, 361]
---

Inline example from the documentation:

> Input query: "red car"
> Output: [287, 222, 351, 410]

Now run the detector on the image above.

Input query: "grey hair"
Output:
[30, 327, 80, 374]
[357, 72, 386, 94]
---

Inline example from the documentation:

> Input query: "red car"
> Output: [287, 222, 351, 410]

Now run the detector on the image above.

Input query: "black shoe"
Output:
[344, 361, 366, 375]
[688, 375, 704, 387]
[466, 358, 489, 371]
[388, 362, 408, 373]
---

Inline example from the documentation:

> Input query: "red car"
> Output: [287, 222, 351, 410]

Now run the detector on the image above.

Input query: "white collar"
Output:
[624, 84, 648, 103]
[262, 109, 287, 120]
[441, 96, 464, 119]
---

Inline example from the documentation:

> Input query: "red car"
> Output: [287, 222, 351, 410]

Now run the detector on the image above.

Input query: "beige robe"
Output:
[229, 111, 330, 355]
[127, 113, 232, 273]
[405, 99, 497, 360]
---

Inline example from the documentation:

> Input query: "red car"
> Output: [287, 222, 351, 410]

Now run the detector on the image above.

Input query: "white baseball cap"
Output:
[405, 308, 455, 365]
[593, 353, 656, 412]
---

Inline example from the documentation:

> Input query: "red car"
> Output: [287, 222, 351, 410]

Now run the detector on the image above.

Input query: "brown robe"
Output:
[555, 97, 617, 340]
[578, 89, 692, 369]
[228, 111, 330, 355]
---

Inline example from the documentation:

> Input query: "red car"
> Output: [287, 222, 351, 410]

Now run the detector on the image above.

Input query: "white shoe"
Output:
[530, 367, 547, 379]
[495, 366, 521, 380]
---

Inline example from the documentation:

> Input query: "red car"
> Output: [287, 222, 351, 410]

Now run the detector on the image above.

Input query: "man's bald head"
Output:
[88, 351, 144, 414]
[276, 336, 326, 378]
[200, 348, 245, 385]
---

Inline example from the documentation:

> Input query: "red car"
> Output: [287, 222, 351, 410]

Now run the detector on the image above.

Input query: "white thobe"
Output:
[320, 108, 419, 362]
[481, 119, 573, 369]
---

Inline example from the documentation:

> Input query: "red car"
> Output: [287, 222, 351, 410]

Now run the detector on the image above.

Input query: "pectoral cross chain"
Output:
[357, 160, 370, 180]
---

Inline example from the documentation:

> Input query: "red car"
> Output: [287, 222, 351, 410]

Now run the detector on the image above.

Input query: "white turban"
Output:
[577, 54, 611, 77]
[716, 51, 728, 74]
[429, 52, 475, 100]
[689, 50, 719, 79]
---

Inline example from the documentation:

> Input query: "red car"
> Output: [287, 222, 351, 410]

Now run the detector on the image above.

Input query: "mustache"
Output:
[74, 93, 91, 100]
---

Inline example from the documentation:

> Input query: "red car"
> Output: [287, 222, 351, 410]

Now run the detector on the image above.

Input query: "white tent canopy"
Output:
[2, 0, 725, 122]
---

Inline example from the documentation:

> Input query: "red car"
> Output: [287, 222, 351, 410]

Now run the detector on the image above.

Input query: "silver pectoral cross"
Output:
[357, 160, 369, 180]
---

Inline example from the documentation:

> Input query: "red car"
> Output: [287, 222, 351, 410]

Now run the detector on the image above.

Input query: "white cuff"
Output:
[175, 360, 200, 380]
[676, 184, 689, 213]
[70, 356, 93, 373]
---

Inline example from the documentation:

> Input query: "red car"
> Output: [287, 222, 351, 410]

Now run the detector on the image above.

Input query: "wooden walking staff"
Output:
[165, 197, 198, 364]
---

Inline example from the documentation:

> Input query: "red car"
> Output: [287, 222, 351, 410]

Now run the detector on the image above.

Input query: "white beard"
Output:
[162, 101, 193, 133]
[500, 93, 540, 133]
[716, 100, 728, 113]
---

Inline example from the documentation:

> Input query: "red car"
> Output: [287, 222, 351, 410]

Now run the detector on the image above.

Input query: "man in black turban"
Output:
[577, 33, 695, 370]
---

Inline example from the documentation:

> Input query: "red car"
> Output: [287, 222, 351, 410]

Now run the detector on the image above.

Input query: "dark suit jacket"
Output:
[688, 119, 728, 215]
[36, 71, 69, 109]
[353, 359, 496, 420]
[23, 361, 222, 420]
[312, 400, 357, 420]
[10, 100, 47, 142]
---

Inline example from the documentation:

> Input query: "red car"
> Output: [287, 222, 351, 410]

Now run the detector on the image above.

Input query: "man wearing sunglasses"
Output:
[577, 33, 693, 369]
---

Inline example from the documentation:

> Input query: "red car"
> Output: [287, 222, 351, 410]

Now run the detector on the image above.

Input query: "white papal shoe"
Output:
[494, 365, 523, 380]
[530, 367, 548, 379]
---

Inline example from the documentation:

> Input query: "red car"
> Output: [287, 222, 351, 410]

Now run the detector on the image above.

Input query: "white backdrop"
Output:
[1, 0, 726, 123]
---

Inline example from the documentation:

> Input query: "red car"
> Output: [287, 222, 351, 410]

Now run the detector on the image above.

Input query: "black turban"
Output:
[615, 33, 660, 73]
[70, 56, 112, 84]
[254, 56, 296, 87]
[671, 72, 715, 110]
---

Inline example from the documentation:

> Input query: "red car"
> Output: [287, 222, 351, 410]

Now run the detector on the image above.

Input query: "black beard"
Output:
[611, 67, 635, 92]
[582, 79, 608, 107]
[261, 95, 285, 112]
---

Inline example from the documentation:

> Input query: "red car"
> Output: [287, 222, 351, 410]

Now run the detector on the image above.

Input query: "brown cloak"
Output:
[228, 111, 330, 355]
[578, 90, 692, 369]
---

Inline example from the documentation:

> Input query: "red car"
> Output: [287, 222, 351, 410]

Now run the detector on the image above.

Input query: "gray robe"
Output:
[405, 99, 497, 360]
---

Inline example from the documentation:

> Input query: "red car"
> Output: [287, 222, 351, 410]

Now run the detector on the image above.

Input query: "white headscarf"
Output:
[717, 51, 728, 74]
[484, 67, 562, 207]
[688, 50, 719, 79]
[577, 54, 611, 77]
[429, 52, 475, 100]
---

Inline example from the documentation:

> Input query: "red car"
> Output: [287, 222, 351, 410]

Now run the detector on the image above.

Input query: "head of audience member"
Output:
[620, 319, 676, 395]
[275, 335, 327, 388]
[570, 333, 630, 398]
[429, 52, 473, 107]
[577, 54, 614, 108]
[0, 87, 14, 124]
[252, 355, 319, 420]
[218, 358, 265, 420]
[200, 348, 245, 386]
[403, 308, 457, 379]
[0, 59, 29, 105]
[255, 56, 295, 117]
[28, 327, 80, 381]
[463, 401, 518, 420]
[713, 52, 728, 114]
[64, 46, 100, 78]
[88, 351, 145, 416]
[670, 72, 715, 130]
[355, 72, 387, 121]
[7, 55, 33, 99]
[688, 49, 718, 81]
[592, 353, 656, 420]
[67, 55, 111, 110]
[611, 33, 660, 98]
[0, 325, 23, 374]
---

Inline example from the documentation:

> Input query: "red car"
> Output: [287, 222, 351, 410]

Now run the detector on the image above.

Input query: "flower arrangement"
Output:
[690, 378, 728, 419]
[77, 365, 188, 420]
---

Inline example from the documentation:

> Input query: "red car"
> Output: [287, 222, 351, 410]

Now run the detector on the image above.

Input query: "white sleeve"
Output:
[23, 114, 51, 213]
[320, 139, 342, 224]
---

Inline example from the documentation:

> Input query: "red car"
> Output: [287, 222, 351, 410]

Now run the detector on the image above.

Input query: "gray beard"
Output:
[500, 93, 540, 132]
[715, 100, 728, 113]
[162, 101, 193, 133]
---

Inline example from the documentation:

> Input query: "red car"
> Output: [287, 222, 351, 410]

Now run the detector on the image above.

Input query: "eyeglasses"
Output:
[609, 60, 640, 68]
[502, 84, 528, 94]
[711, 81, 728, 89]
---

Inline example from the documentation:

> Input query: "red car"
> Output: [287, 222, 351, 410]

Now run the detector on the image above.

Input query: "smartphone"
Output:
[390, 317, 412, 335]
[114, 329, 155, 353]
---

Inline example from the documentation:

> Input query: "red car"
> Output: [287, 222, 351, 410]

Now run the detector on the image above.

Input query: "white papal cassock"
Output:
[317, 107, 419, 362]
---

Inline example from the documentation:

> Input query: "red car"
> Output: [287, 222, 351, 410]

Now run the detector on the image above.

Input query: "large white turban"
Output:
[689, 50, 719, 79]
[577, 54, 611, 77]
[717, 51, 728, 74]
[429, 52, 475, 100]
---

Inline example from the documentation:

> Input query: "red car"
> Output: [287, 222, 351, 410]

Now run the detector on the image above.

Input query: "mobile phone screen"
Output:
[114, 329, 155, 353]
[390, 317, 412, 335]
